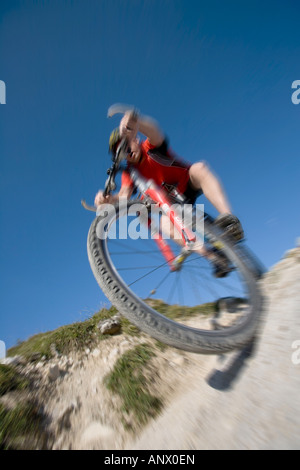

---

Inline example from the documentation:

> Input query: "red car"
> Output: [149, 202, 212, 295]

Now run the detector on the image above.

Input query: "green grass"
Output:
[7, 301, 215, 361]
[1, 301, 218, 446]
[0, 402, 44, 450]
[0, 364, 30, 397]
[0, 364, 46, 450]
[145, 299, 218, 319]
[7, 306, 140, 360]
[104, 344, 162, 427]
[102, 301, 217, 427]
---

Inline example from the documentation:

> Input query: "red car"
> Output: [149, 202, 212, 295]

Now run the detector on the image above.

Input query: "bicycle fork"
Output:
[131, 170, 203, 272]
[146, 203, 198, 272]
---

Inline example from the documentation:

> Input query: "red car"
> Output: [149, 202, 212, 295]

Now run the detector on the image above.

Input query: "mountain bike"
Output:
[82, 139, 265, 354]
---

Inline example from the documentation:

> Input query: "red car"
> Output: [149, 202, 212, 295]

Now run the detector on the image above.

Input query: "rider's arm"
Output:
[119, 110, 165, 147]
[94, 185, 133, 207]
[118, 185, 133, 199]
[137, 115, 165, 147]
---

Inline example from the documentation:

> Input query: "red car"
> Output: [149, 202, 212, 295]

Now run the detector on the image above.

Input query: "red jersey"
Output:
[121, 138, 191, 194]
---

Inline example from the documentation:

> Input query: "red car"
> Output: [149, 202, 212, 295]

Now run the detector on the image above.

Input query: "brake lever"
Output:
[107, 103, 138, 118]
[103, 138, 129, 197]
[103, 168, 116, 197]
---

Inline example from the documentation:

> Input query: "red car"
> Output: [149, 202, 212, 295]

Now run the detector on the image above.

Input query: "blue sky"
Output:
[0, 0, 299, 349]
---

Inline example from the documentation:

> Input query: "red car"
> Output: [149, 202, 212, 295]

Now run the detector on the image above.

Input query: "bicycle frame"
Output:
[129, 168, 198, 271]
[81, 150, 204, 272]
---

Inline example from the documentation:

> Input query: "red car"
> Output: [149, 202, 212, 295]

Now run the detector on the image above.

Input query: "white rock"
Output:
[48, 364, 61, 381]
[0, 356, 25, 366]
[91, 348, 100, 358]
[97, 316, 121, 335]
[80, 422, 116, 450]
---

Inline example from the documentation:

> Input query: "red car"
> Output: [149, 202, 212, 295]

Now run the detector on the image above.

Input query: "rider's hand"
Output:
[119, 111, 139, 143]
[94, 190, 111, 207]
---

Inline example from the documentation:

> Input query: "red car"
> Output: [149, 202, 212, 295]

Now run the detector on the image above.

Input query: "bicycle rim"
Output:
[87, 201, 263, 354]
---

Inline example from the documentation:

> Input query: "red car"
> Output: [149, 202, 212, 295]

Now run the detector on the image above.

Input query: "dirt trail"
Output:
[125, 248, 300, 450]
[9, 248, 299, 450]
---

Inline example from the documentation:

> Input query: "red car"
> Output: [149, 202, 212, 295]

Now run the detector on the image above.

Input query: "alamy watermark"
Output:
[291, 340, 300, 365]
[0, 340, 6, 360]
[0, 80, 6, 104]
[96, 199, 205, 245]
[291, 80, 300, 105]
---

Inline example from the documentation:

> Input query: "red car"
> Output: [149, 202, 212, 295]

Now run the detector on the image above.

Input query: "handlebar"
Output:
[82, 106, 136, 210]
[104, 104, 139, 196]
[107, 103, 138, 118]
[103, 137, 129, 197]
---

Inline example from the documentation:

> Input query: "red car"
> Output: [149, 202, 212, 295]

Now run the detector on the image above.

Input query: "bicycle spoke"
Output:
[99, 206, 252, 335]
[109, 239, 163, 260]
[189, 272, 205, 305]
[117, 265, 160, 271]
[110, 250, 162, 256]
[149, 270, 173, 297]
[128, 259, 171, 287]
[177, 271, 185, 306]
[184, 264, 222, 299]
[185, 263, 244, 297]
[167, 273, 178, 304]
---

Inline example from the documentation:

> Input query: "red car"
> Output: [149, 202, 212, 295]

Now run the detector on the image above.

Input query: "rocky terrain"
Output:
[1, 247, 300, 450]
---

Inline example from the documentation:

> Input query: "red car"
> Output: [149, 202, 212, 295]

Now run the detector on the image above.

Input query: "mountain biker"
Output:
[94, 106, 244, 276]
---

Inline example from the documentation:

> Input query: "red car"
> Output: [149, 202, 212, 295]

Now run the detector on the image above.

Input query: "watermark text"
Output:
[95, 200, 205, 245]
[291, 80, 300, 105]
[0, 80, 6, 104]
[291, 340, 300, 365]
[0, 340, 6, 359]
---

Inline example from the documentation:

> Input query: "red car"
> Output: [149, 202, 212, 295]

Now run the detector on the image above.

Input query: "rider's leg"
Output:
[160, 214, 208, 256]
[188, 162, 232, 215]
[159, 213, 230, 277]
[188, 162, 244, 242]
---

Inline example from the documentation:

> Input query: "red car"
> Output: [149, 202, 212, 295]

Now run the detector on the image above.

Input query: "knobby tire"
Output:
[87, 200, 264, 354]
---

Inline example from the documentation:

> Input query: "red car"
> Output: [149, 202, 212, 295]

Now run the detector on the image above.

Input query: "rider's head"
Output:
[127, 137, 142, 163]
[109, 127, 142, 164]
[108, 127, 122, 157]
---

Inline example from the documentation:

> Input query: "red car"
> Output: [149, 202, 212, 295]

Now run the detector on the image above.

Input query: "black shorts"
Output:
[183, 180, 203, 205]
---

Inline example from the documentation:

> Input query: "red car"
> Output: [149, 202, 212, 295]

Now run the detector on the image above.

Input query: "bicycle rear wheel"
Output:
[87, 200, 264, 354]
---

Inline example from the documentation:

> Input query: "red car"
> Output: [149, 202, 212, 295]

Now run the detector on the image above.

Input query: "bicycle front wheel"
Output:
[87, 200, 264, 354]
